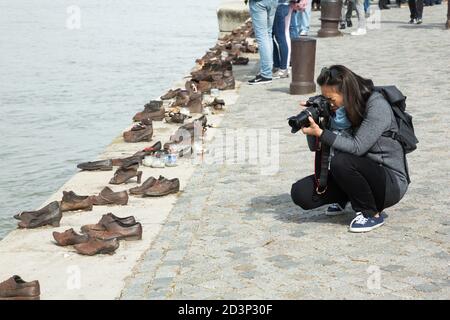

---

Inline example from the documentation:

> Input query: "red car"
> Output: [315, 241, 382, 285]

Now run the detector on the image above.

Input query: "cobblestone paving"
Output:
[121, 6, 450, 299]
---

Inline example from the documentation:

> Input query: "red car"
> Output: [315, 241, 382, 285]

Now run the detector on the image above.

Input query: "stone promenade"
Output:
[121, 6, 450, 299]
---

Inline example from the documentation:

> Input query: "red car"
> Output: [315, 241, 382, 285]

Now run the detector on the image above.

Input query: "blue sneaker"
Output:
[349, 213, 385, 233]
[326, 203, 345, 216]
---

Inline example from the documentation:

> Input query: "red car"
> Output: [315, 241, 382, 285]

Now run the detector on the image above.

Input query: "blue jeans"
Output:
[364, 0, 370, 12]
[298, 0, 312, 34]
[249, 0, 278, 78]
[273, 4, 292, 70]
[290, 2, 312, 37]
[290, 10, 300, 39]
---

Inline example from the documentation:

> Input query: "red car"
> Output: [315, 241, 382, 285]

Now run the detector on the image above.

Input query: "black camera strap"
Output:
[314, 118, 331, 194]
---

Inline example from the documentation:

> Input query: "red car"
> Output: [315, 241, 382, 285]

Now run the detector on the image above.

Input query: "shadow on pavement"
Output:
[247, 193, 353, 226]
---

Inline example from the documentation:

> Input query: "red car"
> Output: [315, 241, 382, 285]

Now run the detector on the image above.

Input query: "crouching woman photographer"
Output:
[290, 65, 410, 233]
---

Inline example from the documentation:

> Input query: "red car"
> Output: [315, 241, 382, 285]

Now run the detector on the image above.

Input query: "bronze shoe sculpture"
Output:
[74, 238, 120, 256]
[123, 121, 153, 143]
[171, 90, 190, 107]
[111, 141, 162, 167]
[196, 80, 212, 93]
[90, 187, 129, 206]
[77, 159, 113, 171]
[53, 228, 89, 246]
[129, 175, 166, 195]
[81, 213, 136, 233]
[60, 191, 93, 212]
[232, 56, 249, 65]
[109, 164, 142, 185]
[186, 92, 203, 114]
[17, 201, 62, 229]
[143, 178, 180, 197]
[161, 88, 181, 100]
[85, 220, 142, 241]
[208, 97, 226, 110]
[133, 107, 165, 122]
[0, 276, 40, 300]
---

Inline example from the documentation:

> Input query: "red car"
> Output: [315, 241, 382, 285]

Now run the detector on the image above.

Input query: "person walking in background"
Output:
[408, 0, 423, 24]
[246, 0, 279, 85]
[340, 0, 355, 29]
[298, 0, 312, 36]
[289, 0, 308, 39]
[272, 1, 294, 79]
[379, 0, 390, 9]
[364, 0, 371, 16]
[349, 0, 367, 35]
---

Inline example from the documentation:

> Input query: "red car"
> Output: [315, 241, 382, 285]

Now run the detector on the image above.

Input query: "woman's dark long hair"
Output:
[317, 65, 374, 127]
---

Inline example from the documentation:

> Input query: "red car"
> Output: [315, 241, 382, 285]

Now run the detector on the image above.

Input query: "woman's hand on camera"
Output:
[301, 117, 323, 137]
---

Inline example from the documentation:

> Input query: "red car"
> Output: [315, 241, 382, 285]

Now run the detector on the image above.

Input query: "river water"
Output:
[0, 0, 220, 239]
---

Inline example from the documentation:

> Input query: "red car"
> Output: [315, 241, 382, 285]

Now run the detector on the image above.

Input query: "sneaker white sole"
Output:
[349, 221, 385, 233]
[248, 80, 272, 85]
[325, 210, 346, 216]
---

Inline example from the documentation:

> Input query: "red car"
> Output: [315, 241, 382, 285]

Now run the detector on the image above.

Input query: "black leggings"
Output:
[291, 153, 400, 217]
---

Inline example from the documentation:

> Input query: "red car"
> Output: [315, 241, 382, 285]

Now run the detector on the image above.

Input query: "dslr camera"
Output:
[288, 95, 331, 133]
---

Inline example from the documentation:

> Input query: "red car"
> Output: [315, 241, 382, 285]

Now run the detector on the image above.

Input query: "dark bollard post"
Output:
[318, 0, 343, 37]
[447, 0, 450, 29]
[290, 37, 316, 95]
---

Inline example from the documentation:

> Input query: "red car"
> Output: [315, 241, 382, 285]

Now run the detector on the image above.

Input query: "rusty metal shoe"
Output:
[77, 159, 113, 171]
[52, 228, 89, 246]
[143, 100, 163, 112]
[81, 213, 136, 233]
[232, 56, 249, 65]
[196, 80, 212, 93]
[129, 175, 166, 195]
[123, 122, 153, 143]
[17, 201, 62, 229]
[90, 187, 129, 206]
[186, 92, 203, 114]
[161, 88, 181, 100]
[143, 178, 180, 197]
[111, 141, 161, 167]
[60, 191, 93, 212]
[0, 276, 40, 300]
[109, 165, 142, 185]
[85, 220, 143, 241]
[74, 238, 120, 256]
[133, 107, 165, 122]
[170, 90, 190, 107]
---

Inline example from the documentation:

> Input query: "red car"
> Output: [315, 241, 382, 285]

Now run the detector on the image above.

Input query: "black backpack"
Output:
[374, 86, 418, 182]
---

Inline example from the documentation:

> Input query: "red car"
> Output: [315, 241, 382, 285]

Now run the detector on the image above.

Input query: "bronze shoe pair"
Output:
[82, 213, 142, 241]
[123, 120, 153, 143]
[60, 191, 93, 212]
[109, 164, 142, 185]
[0, 276, 40, 300]
[143, 177, 180, 197]
[15, 201, 62, 229]
[129, 175, 165, 195]
[133, 104, 165, 122]
[90, 187, 129, 206]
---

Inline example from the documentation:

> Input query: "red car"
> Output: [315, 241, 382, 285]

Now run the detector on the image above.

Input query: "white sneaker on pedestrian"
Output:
[351, 28, 367, 36]
[300, 31, 308, 36]
[272, 69, 289, 79]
